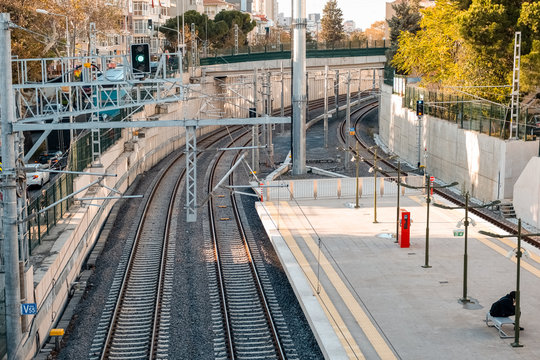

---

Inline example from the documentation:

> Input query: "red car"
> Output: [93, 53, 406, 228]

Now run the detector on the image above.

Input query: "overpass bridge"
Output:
[200, 43, 388, 75]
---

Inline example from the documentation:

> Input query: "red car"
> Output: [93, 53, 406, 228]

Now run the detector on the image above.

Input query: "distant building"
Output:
[343, 20, 356, 33]
[308, 13, 320, 23]
[172, 0, 204, 16]
[227, 0, 253, 12]
[130, 0, 174, 52]
[276, 12, 291, 28]
[203, 0, 237, 19]
[252, 0, 277, 22]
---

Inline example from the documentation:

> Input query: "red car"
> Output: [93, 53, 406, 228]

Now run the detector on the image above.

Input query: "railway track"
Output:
[207, 132, 297, 359]
[340, 103, 540, 249]
[88, 127, 245, 359]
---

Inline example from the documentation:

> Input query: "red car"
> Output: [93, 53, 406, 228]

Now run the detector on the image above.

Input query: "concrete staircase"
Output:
[499, 202, 517, 219]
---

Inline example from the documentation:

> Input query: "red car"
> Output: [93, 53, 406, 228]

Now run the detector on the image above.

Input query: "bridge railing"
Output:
[203, 39, 390, 59]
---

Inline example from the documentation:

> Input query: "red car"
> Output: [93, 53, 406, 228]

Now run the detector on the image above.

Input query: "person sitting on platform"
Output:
[489, 291, 523, 330]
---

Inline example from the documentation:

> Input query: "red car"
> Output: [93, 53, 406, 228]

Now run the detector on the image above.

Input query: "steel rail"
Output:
[94, 126, 244, 359]
[208, 131, 287, 359]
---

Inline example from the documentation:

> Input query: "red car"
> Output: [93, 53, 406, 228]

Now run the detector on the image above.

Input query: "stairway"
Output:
[499, 202, 516, 219]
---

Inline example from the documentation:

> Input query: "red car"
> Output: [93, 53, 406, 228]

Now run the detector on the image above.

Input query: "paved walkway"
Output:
[256, 192, 540, 360]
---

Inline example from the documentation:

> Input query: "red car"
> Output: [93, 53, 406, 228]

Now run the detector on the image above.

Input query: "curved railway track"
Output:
[207, 132, 297, 359]
[88, 127, 245, 359]
[340, 102, 540, 249]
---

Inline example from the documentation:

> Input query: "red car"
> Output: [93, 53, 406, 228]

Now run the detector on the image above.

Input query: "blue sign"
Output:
[21, 303, 37, 315]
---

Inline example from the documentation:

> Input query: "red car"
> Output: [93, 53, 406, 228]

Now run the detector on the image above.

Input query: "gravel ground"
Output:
[56, 150, 182, 359]
[53, 100, 380, 360]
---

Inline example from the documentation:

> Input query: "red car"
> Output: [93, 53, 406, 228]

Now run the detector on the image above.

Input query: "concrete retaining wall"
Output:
[513, 157, 540, 228]
[379, 84, 539, 202]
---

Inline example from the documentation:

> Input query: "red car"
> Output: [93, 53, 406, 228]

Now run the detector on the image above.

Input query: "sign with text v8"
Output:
[21, 303, 37, 315]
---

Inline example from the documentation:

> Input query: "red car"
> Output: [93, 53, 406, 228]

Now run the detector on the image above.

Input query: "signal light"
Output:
[148, 19, 153, 30]
[131, 43, 150, 74]
[416, 100, 424, 116]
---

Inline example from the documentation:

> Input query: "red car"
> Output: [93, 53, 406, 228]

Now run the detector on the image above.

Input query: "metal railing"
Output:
[403, 85, 535, 140]
[26, 126, 122, 253]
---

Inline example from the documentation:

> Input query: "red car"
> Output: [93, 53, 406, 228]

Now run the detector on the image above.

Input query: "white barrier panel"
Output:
[317, 178, 340, 198]
[262, 175, 424, 201]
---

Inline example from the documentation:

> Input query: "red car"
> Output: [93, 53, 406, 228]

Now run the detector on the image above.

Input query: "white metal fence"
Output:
[261, 175, 424, 201]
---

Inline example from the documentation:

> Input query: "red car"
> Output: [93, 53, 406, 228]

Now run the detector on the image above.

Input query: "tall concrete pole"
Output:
[345, 71, 351, 169]
[358, 69, 362, 102]
[1, 13, 23, 358]
[334, 69, 339, 118]
[280, 61, 284, 133]
[291, 0, 307, 175]
[252, 69, 259, 174]
[324, 65, 328, 148]
[266, 71, 274, 165]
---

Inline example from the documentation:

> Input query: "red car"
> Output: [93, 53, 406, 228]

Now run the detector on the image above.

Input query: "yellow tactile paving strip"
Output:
[268, 212, 365, 359]
[266, 201, 397, 360]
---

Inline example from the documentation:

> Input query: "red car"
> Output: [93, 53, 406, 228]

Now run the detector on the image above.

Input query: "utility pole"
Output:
[480, 221, 540, 347]
[345, 71, 351, 169]
[334, 69, 339, 119]
[291, 0, 307, 175]
[1, 13, 23, 358]
[266, 70, 273, 166]
[280, 61, 284, 133]
[234, 24, 239, 55]
[358, 69, 362, 102]
[324, 65, 328, 148]
[252, 69, 259, 174]
[191, 23, 196, 78]
[509, 31, 521, 139]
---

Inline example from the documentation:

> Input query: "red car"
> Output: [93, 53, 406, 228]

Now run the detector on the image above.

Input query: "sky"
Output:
[276, 0, 389, 31]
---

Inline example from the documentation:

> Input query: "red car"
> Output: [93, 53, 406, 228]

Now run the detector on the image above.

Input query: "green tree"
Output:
[214, 10, 256, 47]
[392, 0, 540, 100]
[518, 2, 540, 92]
[392, 1, 463, 86]
[161, 10, 255, 51]
[321, 0, 344, 44]
[386, 0, 421, 68]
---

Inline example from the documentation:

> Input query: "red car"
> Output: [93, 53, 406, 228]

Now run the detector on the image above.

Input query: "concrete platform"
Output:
[256, 191, 540, 360]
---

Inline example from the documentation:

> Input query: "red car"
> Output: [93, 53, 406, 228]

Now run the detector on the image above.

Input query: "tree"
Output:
[386, 0, 421, 67]
[320, 0, 344, 44]
[392, 0, 540, 100]
[364, 21, 387, 41]
[214, 10, 256, 47]
[518, 1, 540, 92]
[161, 10, 255, 51]
[349, 30, 367, 43]
[392, 1, 464, 86]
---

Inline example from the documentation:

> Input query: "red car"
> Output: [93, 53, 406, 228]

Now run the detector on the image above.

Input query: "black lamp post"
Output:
[401, 177, 458, 268]
[434, 192, 500, 303]
[480, 221, 540, 347]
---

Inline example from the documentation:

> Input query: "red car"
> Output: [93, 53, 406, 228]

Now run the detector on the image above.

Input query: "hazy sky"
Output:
[276, 0, 389, 30]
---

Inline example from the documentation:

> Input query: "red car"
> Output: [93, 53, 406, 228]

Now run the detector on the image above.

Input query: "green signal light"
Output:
[136, 54, 145, 63]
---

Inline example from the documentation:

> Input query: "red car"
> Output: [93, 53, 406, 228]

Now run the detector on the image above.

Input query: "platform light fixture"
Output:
[434, 192, 500, 303]
[479, 221, 540, 347]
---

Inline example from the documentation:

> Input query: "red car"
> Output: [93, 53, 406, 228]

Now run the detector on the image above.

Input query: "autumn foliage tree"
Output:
[1, 0, 122, 59]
